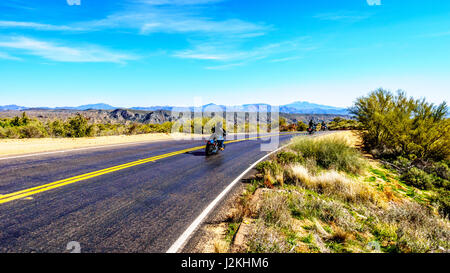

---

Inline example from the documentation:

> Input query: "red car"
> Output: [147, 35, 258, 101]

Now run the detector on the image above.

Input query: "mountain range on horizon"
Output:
[0, 101, 350, 115]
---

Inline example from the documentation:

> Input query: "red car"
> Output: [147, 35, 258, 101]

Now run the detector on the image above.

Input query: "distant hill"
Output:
[280, 101, 349, 115]
[0, 101, 349, 115]
[130, 102, 349, 115]
[0, 105, 27, 111]
[54, 103, 117, 110]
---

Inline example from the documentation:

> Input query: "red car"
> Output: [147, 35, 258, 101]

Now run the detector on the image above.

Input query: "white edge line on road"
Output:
[166, 142, 291, 253]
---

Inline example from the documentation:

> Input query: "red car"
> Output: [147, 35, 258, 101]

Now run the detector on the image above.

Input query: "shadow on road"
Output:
[185, 151, 206, 156]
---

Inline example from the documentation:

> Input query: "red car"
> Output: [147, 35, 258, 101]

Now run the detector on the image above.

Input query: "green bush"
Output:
[351, 89, 449, 161]
[289, 136, 366, 174]
[400, 167, 434, 190]
[0, 127, 6, 138]
[4, 127, 20, 138]
[19, 124, 47, 138]
[256, 161, 283, 176]
[431, 189, 450, 218]
[276, 151, 302, 165]
[426, 161, 450, 181]
[297, 121, 308, 131]
[328, 117, 361, 130]
[47, 120, 66, 137]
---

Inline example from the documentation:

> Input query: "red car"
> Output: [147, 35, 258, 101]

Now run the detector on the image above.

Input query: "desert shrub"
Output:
[297, 121, 308, 131]
[19, 124, 47, 138]
[431, 189, 450, 219]
[48, 120, 66, 137]
[4, 126, 20, 138]
[256, 161, 283, 176]
[0, 112, 181, 139]
[351, 89, 449, 161]
[392, 156, 412, 170]
[247, 220, 291, 253]
[328, 117, 361, 130]
[276, 151, 302, 165]
[147, 122, 173, 133]
[0, 127, 7, 138]
[126, 123, 139, 135]
[400, 167, 435, 190]
[259, 192, 291, 228]
[289, 136, 366, 174]
[0, 112, 38, 138]
[279, 117, 288, 132]
[289, 194, 357, 231]
[390, 156, 449, 192]
[426, 161, 450, 181]
[65, 114, 94, 137]
[373, 223, 398, 244]
[380, 201, 450, 252]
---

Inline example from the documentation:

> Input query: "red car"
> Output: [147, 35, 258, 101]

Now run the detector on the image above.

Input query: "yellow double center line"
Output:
[0, 132, 301, 205]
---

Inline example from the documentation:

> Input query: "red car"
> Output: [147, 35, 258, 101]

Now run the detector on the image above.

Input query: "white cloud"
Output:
[80, 10, 268, 37]
[0, 51, 21, 61]
[367, 0, 381, 6]
[0, 1, 262, 37]
[0, 21, 83, 31]
[270, 56, 303, 63]
[141, 18, 266, 35]
[137, 0, 222, 5]
[419, 31, 450, 38]
[0, 0, 264, 37]
[0, 36, 137, 63]
[313, 11, 371, 22]
[67, 0, 81, 6]
[174, 37, 316, 68]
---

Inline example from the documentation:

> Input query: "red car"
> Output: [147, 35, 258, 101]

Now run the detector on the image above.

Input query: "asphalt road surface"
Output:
[0, 133, 304, 253]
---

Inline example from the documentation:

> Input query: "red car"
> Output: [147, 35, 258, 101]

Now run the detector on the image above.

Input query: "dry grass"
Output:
[289, 133, 367, 174]
[379, 201, 450, 252]
[213, 240, 229, 253]
[247, 220, 291, 253]
[288, 165, 377, 204]
[259, 191, 291, 228]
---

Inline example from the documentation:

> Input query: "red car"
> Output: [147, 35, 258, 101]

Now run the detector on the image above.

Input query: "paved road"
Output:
[0, 133, 304, 253]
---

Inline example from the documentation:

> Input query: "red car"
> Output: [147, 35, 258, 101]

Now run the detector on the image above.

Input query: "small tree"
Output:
[297, 121, 308, 131]
[350, 89, 449, 161]
[66, 113, 94, 137]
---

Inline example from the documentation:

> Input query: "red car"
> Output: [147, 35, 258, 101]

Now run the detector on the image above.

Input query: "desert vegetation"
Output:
[0, 112, 175, 138]
[209, 90, 449, 253]
[351, 89, 449, 218]
[327, 117, 361, 130]
[220, 133, 449, 253]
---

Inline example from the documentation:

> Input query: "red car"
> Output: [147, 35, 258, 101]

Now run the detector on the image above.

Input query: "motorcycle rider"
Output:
[309, 119, 316, 129]
[210, 122, 227, 151]
[321, 120, 327, 131]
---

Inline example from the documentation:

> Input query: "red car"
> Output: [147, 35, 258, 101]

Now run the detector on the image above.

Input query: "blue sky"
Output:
[0, 0, 449, 108]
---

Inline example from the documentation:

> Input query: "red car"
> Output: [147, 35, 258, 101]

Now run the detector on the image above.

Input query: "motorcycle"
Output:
[205, 139, 224, 156]
[307, 125, 316, 135]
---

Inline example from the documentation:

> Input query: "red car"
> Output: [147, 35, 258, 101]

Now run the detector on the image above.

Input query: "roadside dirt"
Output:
[0, 133, 204, 157]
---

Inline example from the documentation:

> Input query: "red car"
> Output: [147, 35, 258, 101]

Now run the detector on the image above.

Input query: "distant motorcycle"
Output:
[307, 125, 316, 135]
[205, 139, 224, 156]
